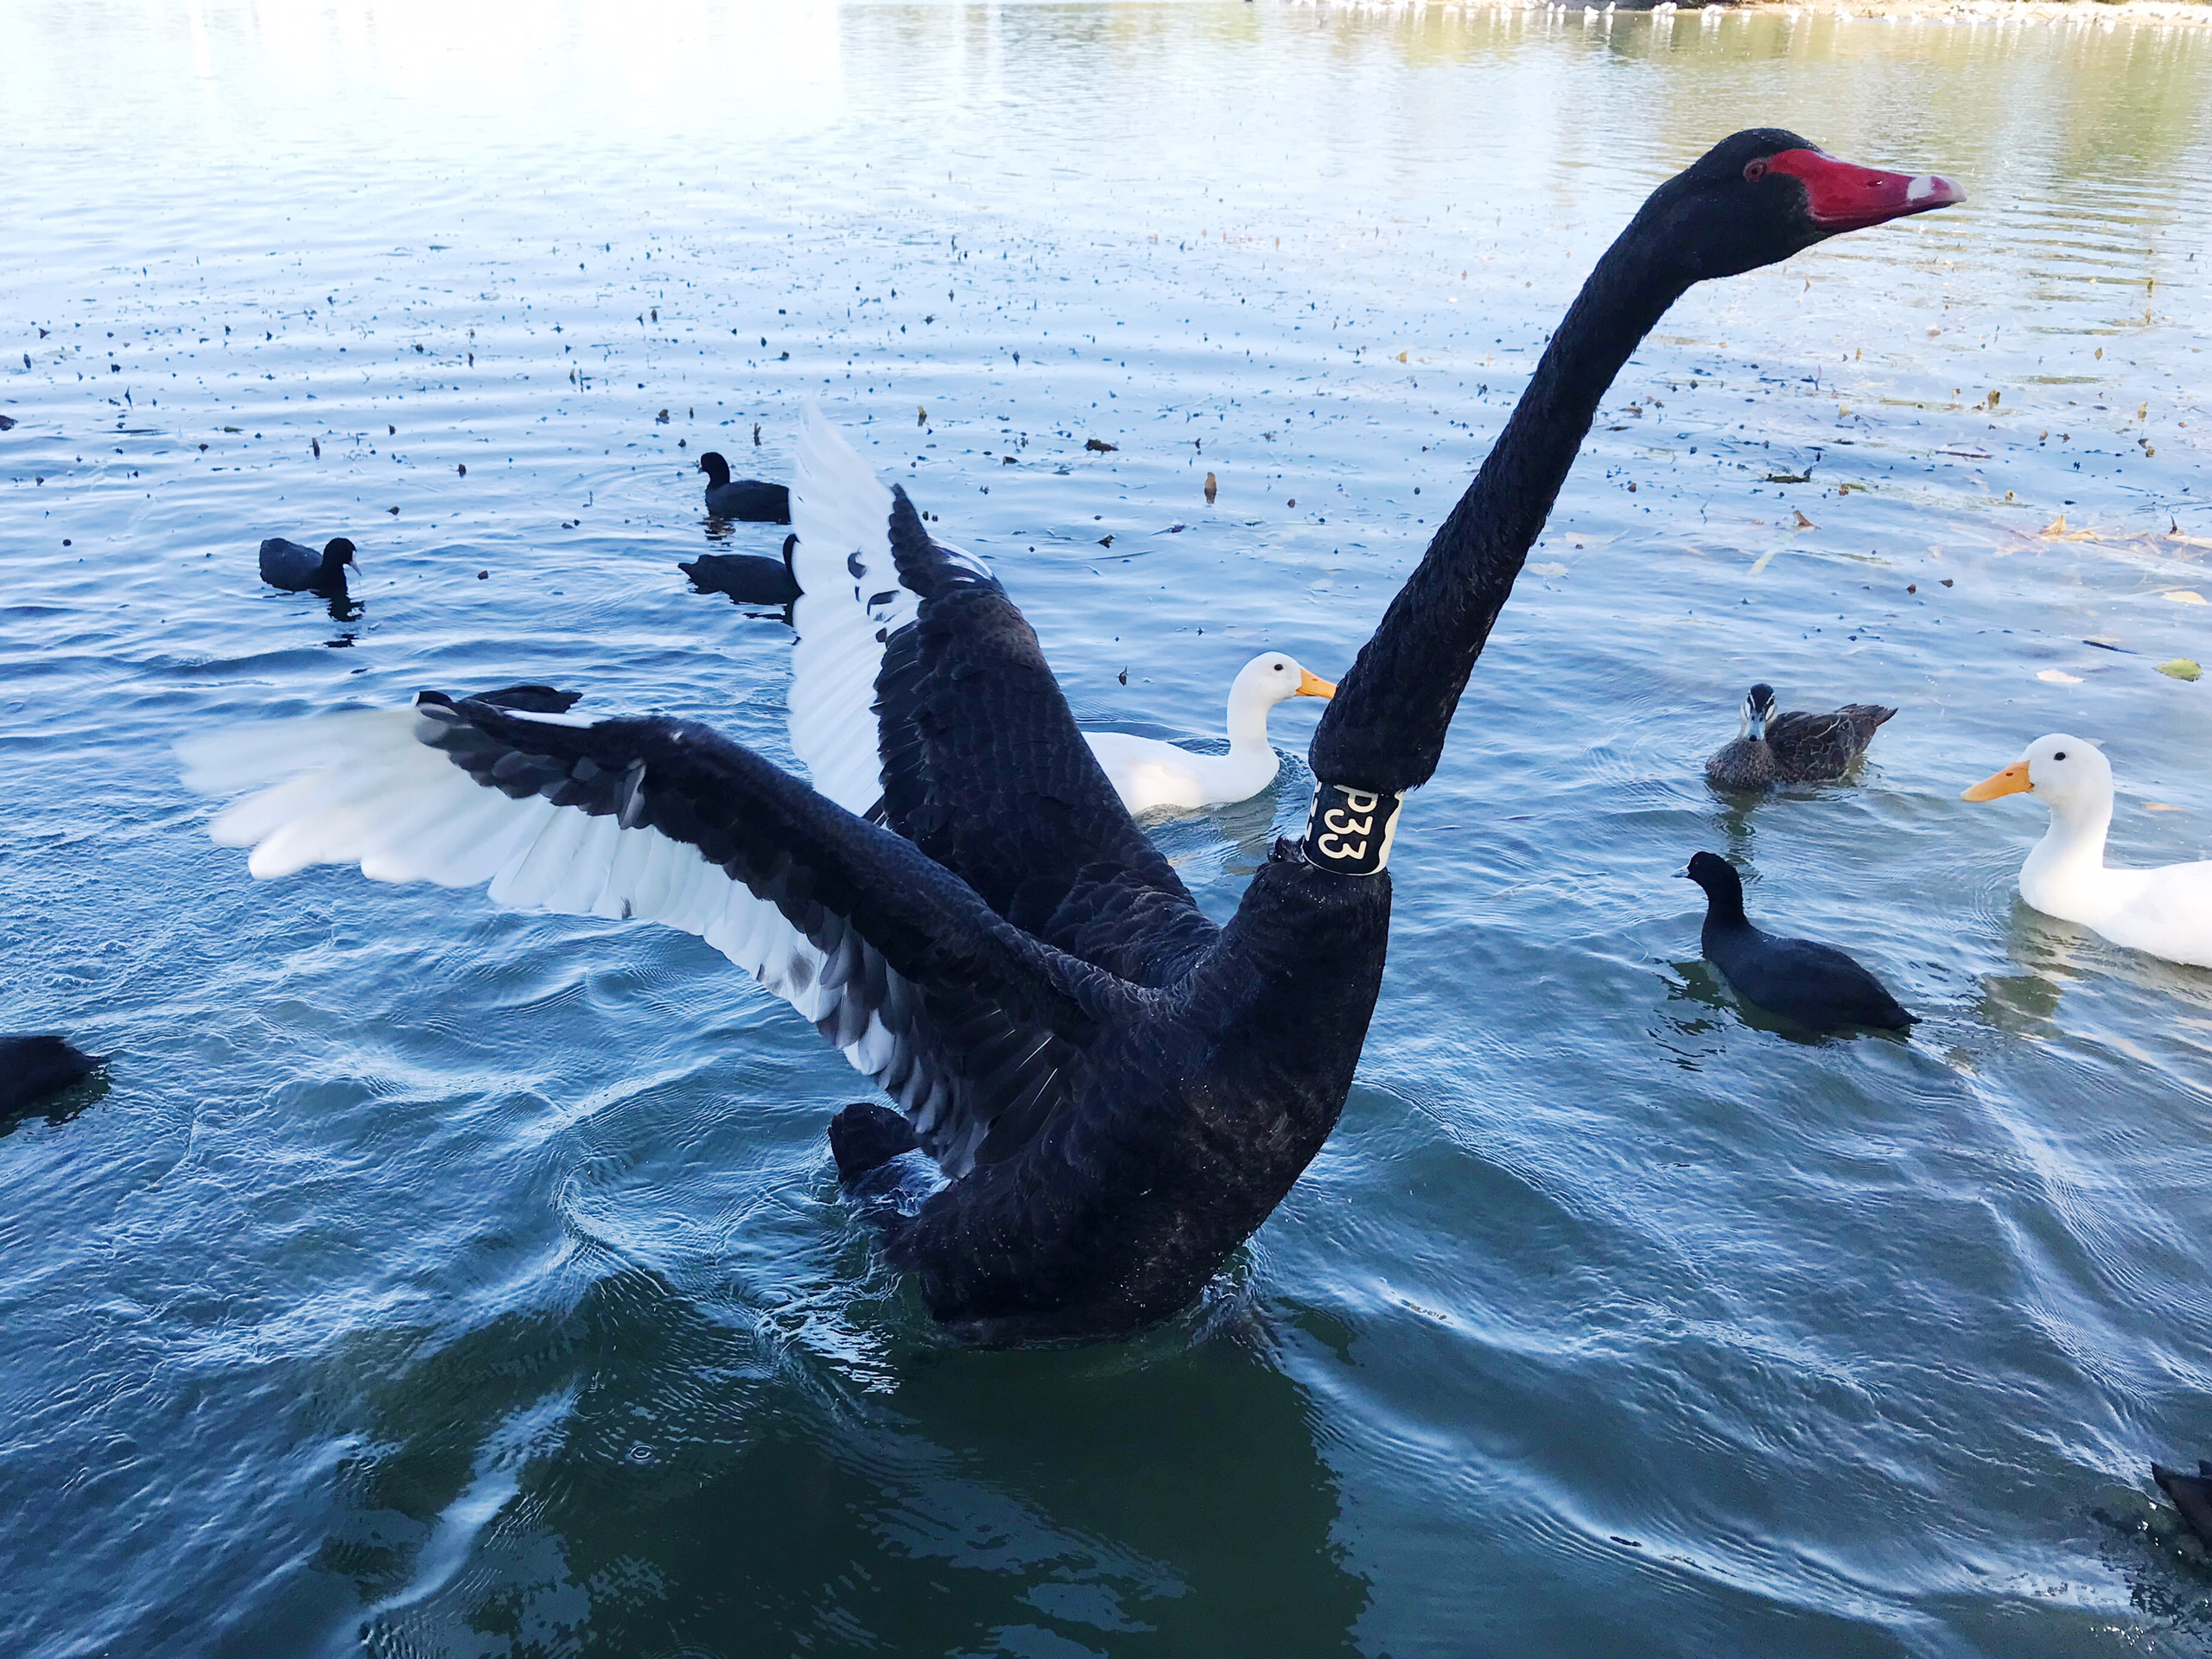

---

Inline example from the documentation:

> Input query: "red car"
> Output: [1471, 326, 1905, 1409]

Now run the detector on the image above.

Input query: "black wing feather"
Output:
[872, 488, 1217, 985]
[311, 692, 1148, 1174]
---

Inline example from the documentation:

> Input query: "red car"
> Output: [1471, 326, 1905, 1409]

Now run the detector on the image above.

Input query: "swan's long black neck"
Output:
[1309, 214, 1693, 798]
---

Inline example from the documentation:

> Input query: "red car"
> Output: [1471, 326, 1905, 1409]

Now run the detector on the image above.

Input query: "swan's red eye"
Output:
[1744, 159, 1770, 182]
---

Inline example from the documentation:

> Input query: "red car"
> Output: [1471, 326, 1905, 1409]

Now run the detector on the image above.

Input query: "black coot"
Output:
[259, 536, 358, 599]
[1685, 851, 1912, 1033]
[0, 1034, 102, 1121]
[681, 533, 801, 606]
[698, 454, 791, 522]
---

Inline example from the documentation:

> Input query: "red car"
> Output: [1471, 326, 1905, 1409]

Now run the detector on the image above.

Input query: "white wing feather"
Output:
[787, 405, 918, 816]
[175, 709, 876, 1059]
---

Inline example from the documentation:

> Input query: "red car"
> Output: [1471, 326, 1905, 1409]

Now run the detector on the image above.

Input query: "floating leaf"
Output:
[1527, 562, 1567, 577]
[2146, 801, 2185, 811]
[2037, 669, 2084, 684]
[1792, 510, 1816, 531]
[2164, 591, 2206, 606]
[2158, 658, 2202, 680]
[2042, 513, 2067, 537]
[1203, 471, 1217, 505]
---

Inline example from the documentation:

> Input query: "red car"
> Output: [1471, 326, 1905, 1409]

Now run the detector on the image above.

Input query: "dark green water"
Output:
[3, 2, 2212, 1654]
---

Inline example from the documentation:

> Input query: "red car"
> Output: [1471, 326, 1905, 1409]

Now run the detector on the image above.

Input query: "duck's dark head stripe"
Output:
[1300, 783, 1406, 876]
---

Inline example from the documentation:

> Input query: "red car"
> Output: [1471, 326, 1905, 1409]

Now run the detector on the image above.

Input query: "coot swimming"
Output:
[1685, 851, 1912, 1033]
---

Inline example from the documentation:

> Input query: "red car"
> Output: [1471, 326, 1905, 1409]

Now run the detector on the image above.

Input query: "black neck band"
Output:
[1300, 783, 1405, 876]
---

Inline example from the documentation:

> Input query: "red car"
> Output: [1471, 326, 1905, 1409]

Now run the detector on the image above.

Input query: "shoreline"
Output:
[1732, 0, 2212, 22]
[1292, 0, 2212, 27]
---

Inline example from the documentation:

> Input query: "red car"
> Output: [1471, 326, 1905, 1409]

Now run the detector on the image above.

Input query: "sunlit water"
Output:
[4, 2, 2212, 1654]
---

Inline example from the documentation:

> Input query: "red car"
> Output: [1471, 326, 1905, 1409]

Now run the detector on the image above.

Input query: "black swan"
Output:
[681, 534, 803, 607]
[180, 131, 1958, 1342]
[698, 454, 792, 523]
[1706, 683, 1895, 789]
[0, 1034, 103, 1122]
[258, 536, 358, 600]
[1684, 852, 1912, 1033]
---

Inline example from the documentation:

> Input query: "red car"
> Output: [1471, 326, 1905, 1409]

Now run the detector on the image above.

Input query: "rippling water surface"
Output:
[5, 2, 2212, 1653]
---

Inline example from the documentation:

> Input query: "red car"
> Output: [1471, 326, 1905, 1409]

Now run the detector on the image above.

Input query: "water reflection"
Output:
[329, 1269, 1365, 1656]
[1976, 966, 2069, 1035]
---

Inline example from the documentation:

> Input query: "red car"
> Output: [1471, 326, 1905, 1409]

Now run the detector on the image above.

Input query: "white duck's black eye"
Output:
[2054, 751, 2067, 760]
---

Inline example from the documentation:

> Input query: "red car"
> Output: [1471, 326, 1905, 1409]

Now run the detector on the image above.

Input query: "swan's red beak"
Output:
[1766, 149, 1964, 232]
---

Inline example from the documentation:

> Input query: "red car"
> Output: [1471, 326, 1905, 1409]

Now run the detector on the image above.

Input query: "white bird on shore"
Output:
[1085, 655, 1336, 814]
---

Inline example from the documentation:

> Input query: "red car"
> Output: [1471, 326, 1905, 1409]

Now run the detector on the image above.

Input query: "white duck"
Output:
[1085, 654, 1336, 814]
[1963, 733, 2212, 969]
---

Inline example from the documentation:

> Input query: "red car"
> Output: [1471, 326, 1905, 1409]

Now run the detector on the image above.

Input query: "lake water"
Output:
[4, 1, 2212, 1654]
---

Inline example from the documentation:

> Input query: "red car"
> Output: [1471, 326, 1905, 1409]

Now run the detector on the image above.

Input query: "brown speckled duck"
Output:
[1706, 683, 1894, 791]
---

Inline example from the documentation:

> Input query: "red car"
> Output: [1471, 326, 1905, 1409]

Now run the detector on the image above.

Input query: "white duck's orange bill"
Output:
[1962, 760, 2032, 801]
[1299, 671, 1338, 700]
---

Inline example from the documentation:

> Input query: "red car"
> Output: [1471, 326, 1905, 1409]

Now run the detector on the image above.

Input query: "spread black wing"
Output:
[785, 408, 1216, 986]
[178, 691, 1147, 1176]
